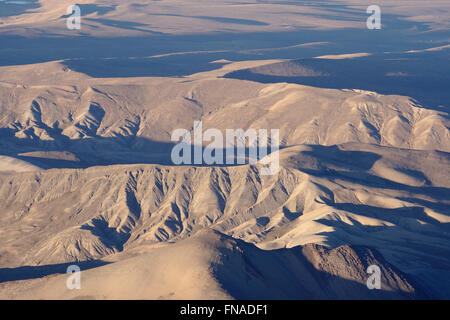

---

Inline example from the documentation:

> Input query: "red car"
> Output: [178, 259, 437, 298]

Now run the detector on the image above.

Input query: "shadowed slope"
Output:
[0, 229, 428, 300]
[0, 143, 448, 297]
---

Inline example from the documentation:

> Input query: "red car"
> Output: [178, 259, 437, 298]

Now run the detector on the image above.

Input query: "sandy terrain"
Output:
[0, 0, 449, 300]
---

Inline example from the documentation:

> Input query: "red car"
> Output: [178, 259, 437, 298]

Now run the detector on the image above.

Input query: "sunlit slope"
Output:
[0, 61, 448, 168]
[0, 143, 448, 297]
[1, 0, 449, 36]
[0, 229, 427, 300]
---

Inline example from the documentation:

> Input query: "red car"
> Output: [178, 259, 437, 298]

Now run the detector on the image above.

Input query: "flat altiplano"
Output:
[0, 0, 449, 301]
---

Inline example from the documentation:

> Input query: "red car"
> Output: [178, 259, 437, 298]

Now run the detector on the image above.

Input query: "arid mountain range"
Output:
[0, 0, 449, 299]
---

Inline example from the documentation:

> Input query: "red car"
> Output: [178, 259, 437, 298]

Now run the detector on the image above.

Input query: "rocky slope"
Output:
[0, 229, 428, 299]
[0, 142, 448, 298]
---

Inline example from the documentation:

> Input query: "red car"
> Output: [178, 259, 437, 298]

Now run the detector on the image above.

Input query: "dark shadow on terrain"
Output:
[282, 207, 302, 221]
[14, 154, 85, 169]
[313, 219, 450, 299]
[287, 145, 450, 297]
[304, 166, 450, 201]
[2, 6, 447, 107]
[289, 144, 450, 202]
[0, 0, 39, 18]
[293, 144, 383, 171]
[1, 7, 448, 79]
[396, 197, 450, 213]
[81, 218, 130, 252]
[323, 201, 450, 226]
[60, 4, 117, 18]
[212, 231, 430, 299]
[0, 130, 176, 168]
[149, 13, 270, 26]
[84, 18, 163, 34]
[224, 51, 450, 109]
[0, 128, 281, 169]
[0, 260, 111, 283]
[63, 55, 229, 77]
